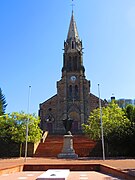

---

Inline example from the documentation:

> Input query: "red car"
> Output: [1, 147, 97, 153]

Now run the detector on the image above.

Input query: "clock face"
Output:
[70, 75, 76, 82]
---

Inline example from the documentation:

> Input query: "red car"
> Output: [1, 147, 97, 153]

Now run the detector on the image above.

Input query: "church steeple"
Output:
[67, 11, 79, 41]
[64, 11, 82, 53]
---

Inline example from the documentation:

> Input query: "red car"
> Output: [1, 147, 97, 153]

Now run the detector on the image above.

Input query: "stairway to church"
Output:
[34, 135, 97, 157]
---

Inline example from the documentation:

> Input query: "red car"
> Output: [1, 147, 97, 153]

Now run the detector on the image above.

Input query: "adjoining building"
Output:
[117, 98, 135, 108]
[39, 11, 106, 135]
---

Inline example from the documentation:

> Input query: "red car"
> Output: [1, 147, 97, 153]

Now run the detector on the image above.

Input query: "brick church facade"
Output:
[39, 11, 106, 135]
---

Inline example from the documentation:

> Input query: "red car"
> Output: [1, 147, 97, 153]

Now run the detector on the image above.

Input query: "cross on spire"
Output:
[71, 0, 75, 11]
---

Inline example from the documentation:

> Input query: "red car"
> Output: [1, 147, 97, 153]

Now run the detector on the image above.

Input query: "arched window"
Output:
[69, 85, 72, 98]
[75, 85, 79, 98]
[71, 41, 76, 49]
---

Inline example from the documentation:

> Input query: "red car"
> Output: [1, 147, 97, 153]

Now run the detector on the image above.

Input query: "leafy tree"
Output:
[82, 101, 131, 140]
[0, 114, 14, 141]
[0, 112, 42, 157]
[0, 88, 7, 115]
[124, 104, 135, 122]
[82, 101, 133, 156]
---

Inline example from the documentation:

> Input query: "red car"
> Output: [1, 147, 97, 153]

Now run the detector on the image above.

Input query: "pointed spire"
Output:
[64, 10, 82, 53]
[67, 11, 79, 41]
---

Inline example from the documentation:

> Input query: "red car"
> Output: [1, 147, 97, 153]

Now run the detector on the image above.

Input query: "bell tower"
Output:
[56, 11, 91, 134]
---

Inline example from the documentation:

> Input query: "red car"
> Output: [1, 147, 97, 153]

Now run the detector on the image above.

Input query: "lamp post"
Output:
[98, 84, 105, 160]
[24, 85, 31, 162]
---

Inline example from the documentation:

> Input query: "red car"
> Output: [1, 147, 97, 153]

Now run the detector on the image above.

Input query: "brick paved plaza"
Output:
[0, 158, 135, 179]
[0, 171, 122, 180]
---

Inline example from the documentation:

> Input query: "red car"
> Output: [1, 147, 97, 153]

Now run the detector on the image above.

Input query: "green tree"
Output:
[82, 101, 133, 156]
[124, 104, 135, 122]
[0, 112, 42, 157]
[82, 101, 131, 140]
[0, 88, 7, 115]
[0, 114, 14, 141]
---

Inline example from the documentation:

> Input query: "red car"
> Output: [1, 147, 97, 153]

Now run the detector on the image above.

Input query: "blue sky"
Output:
[0, 0, 135, 114]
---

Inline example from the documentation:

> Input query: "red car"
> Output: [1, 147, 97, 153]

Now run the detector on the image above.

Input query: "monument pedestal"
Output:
[57, 135, 78, 159]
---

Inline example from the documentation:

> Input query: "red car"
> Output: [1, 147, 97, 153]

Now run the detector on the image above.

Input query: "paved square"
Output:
[0, 171, 122, 180]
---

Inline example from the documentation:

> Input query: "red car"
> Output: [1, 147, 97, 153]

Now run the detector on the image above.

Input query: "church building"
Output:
[39, 11, 106, 134]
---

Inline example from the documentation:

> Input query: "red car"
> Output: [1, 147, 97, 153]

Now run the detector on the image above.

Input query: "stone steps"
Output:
[34, 135, 96, 157]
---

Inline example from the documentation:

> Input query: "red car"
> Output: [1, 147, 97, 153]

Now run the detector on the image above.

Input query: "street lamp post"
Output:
[98, 84, 105, 160]
[24, 86, 31, 162]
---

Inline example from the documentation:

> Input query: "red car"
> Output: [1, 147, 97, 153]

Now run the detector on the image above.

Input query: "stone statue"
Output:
[58, 115, 78, 159]
[62, 116, 73, 135]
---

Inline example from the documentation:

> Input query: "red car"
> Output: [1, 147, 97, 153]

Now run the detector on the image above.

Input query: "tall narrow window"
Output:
[75, 85, 79, 98]
[72, 41, 76, 49]
[69, 85, 72, 98]
[72, 41, 74, 49]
